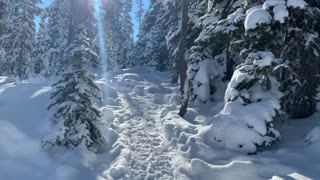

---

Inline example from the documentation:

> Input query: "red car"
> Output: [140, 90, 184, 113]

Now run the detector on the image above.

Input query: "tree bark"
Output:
[226, 42, 234, 80]
[177, 0, 189, 117]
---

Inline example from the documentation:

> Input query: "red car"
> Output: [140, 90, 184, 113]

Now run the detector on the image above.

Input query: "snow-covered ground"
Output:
[0, 69, 319, 180]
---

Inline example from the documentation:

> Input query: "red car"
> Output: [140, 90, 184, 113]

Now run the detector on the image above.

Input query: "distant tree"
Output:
[46, 0, 71, 75]
[119, 0, 134, 68]
[103, 0, 133, 70]
[32, 15, 51, 76]
[135, 0, 144, 34]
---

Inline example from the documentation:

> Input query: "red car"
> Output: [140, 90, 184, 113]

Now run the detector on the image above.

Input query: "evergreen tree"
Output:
[187, 0, 245, 104]
[203, 0, 283, 153]
[118, 0, 134, 68]
[0, 0, 40, 79]
[42, 24, 106, 152]
[270, 0, 320, 118]
[144, 1, 170, 71]
[133, 1, 159, 69]
[135, 0, 144, 34]
[103, 0, 133, 70]
[32, 15, 51, 76]
[166, 0, 207, 81]
[46, 0, 71, 75]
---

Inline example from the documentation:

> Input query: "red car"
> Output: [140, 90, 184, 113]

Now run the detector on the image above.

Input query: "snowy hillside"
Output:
[0, 69, 319, 180]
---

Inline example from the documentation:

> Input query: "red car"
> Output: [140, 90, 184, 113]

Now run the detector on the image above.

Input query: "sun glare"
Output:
[94, 0, 108, 78]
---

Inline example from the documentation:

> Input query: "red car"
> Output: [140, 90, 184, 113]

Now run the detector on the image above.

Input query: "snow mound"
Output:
[168, 94, 181, 105]
[305, 127, 320, 144]
[152, 93, 165, 104]
[287, 0, 307, 9]
[98, 81, 118, 99]
[132, 85, 144, 96]
[245, 8, 272, 30]
[201, 52, 282, 153]
[101, 107, 115, 124]
[263, 0, 288, 23]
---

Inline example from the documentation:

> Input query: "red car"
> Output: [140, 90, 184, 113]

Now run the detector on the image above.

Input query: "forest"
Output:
[0, 0, 320, 179]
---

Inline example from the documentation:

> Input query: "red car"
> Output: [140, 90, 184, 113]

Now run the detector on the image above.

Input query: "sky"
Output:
[36, 0, 150, 41]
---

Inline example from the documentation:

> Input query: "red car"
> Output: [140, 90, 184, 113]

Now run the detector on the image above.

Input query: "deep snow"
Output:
[0, 69, 319, 180]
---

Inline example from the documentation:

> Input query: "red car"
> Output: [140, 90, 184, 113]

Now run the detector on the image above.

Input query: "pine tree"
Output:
[133, 1, 159, 68]
[187, 0, 245, 104]
[32, 15, 51, 76]
[42, 24, 106, 152]
[102, 0, 134, 70]
[270, 0, 320, 118]
[135, 0, 144, 34]
[133, 1, 171, 72]
[46, 0, 71, 75]
[202, 0, 284, 153]
[166, 0, 208, 81]
[119, 0, 134, 68]
[0, 0, 40, 79]
[103, 0, 122, 70]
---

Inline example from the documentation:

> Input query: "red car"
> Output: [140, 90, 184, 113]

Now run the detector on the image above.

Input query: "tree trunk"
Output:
[177, 0, 189, 117]
[226, 42, 234, 80]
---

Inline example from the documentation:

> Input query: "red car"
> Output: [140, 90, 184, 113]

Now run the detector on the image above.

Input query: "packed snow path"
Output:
[102, 70, 186, 180]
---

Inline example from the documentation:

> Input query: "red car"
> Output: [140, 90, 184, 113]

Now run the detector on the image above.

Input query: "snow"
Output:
[287, 0, 307, 9]
[263, 0, 288, 23]
[160, 87, 320, 179]
[249, 51, 278, 69]
[305, 127, 320, 144]
[272, 5, 289, 23]
[1, 69, 320, 180]
[245, 8, 272, 30]
[0, 77, 106, 180]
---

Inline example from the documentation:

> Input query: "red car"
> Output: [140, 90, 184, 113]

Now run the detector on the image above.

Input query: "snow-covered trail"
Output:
[101, 70, 188, 180]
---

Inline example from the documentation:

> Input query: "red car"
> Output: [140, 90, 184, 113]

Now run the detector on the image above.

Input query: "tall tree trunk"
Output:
[177, 0, 189, 117]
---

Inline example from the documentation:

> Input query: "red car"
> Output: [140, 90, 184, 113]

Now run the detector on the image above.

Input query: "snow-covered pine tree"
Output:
[42, 24, 106, 152]
[103, 0, 133, 70]
[118, 0, 134, 69]
[32, 15, 51, 76]
[0, 0, 40, 79]
[187, 0, 245, 104]
[46, 0, 71, 75]
[135, 0, 144, 34]
[103, 0, 121, 70]
[166, 0, 207, 81]
[266, 0, 320, 118]
[145, 1, 170, 72]
[203, 0, 284, 154]
[134, 0, 206, 72]
[133, 1, 159, 68]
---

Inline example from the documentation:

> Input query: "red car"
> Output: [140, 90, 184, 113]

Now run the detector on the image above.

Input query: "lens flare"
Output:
[94, 0, 108, 78]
